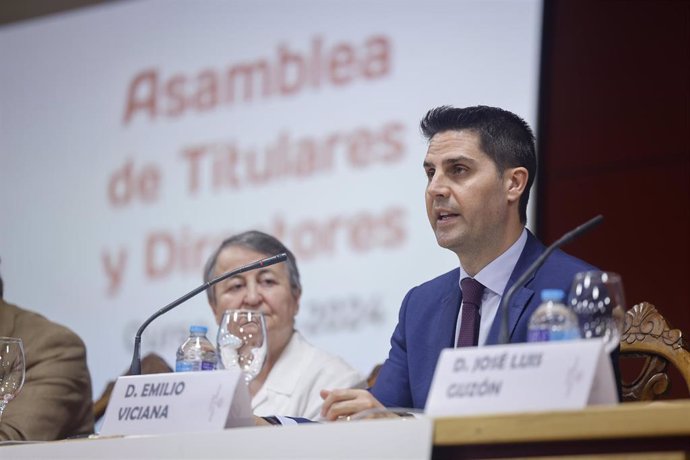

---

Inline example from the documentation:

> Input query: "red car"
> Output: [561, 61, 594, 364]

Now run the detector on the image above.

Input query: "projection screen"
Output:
[0, 0, 543, 397]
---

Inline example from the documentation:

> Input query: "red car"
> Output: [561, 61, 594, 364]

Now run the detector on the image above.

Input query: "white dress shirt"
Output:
[252, 330, 363, 419]
[455, 228, 528, 346]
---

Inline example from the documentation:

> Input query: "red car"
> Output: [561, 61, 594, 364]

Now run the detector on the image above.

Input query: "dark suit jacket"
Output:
[370, 231, 601, 409]
[0, 300, 94, 440]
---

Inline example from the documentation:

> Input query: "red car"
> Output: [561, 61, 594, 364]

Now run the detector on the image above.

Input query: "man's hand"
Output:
[320, 389, 385, 421]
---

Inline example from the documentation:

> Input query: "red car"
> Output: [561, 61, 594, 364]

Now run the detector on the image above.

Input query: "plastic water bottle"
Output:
[527, 289, 581, 342]
[175, 325, 217, 372]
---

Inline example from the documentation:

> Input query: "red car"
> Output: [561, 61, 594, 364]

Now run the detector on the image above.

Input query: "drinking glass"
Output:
[0, 337, 25, 422]
[567, 271, 626, 353]
[217, 310, 267, 383]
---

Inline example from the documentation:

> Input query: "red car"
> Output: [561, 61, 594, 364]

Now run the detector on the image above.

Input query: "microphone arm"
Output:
[497, 215, 604, 345]
[128, 252, 288, 375]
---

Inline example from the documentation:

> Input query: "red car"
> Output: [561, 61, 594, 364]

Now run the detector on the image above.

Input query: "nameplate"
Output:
[100, 370, 252, 436]
[425, 339, 617, 417]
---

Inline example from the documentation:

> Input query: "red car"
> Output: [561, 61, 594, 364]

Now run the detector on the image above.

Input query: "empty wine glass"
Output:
[217, 310, 267, 383]
[567, 271, 626, 353]
[0, 337, 26, 422]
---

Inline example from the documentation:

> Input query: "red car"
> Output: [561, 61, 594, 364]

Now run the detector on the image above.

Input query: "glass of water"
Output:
[217, 310, 267, 383]
[0, 337, 25, 422]
[568, 271, 626, 353]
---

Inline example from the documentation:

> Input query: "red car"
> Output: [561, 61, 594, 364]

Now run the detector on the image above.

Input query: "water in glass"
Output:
[0, 337, 25, 422]
[217, 310, 267, 383]
[567, 271, 626, 353]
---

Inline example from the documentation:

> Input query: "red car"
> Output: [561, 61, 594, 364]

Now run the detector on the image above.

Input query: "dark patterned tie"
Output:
[456, 277, 486, 347]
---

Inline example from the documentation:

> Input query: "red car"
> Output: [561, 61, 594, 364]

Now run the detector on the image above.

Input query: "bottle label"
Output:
[549, 330, 567, 341]
[527, 329, 549, 342]
[176, 361, 194, 372]
[201, 361, 216, 371]
[551, 328, 581, 341]
[529, 328, 580, 342]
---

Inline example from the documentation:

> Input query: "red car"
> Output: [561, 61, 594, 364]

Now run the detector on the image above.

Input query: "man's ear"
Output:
[506, 167, 528, 204]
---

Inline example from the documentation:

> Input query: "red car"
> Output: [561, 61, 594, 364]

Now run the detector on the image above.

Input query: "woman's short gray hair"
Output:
[203, 230, 301, 304]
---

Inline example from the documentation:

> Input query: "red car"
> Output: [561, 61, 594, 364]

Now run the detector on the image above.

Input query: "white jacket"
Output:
[252, 331, 363, 419]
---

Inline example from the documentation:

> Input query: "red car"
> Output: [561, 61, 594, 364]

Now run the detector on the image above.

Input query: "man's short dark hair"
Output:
[203, 230, 301, 304]
[420, 105, 537, 224]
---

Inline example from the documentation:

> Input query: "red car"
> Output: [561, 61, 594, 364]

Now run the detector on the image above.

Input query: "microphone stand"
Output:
[498, 215, 603, 345]
[128, 253, 287, 375]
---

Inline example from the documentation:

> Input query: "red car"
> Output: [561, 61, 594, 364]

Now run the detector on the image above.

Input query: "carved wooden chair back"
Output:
[620, 302, 690, 401]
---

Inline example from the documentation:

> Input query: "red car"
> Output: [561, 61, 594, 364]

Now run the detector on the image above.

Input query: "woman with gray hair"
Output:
[204, 230, 362, 419]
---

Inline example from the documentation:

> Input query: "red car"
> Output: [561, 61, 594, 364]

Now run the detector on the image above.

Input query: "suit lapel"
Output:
[487, 231, 544, 344]
[505, 287, 534, 340]
[438, 273, 461, 349]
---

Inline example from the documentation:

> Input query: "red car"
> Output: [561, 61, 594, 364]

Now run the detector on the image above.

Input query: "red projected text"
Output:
[101, 206, 407, 295]
[143, 207, 406, 281]
[122, 35, 391, 125]
[181, 121, 404, 195]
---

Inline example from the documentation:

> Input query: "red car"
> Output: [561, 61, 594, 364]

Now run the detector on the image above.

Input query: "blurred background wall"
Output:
[538, 0, 689, 398]
[1, 0, 688, 398]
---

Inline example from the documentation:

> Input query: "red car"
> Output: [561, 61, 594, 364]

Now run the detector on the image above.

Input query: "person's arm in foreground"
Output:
[319, 389, 386, 421]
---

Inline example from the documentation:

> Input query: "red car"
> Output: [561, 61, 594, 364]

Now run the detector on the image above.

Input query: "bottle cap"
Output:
[540, 289, 565, 302]
[189, 325, 208, 334]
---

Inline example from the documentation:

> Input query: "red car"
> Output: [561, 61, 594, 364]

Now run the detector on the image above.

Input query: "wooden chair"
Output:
[620, 302, 690, 401]
[93, 353, 173, 421]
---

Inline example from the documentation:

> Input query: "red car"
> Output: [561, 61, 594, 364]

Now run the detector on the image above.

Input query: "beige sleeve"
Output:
[0, 314, 94, 441]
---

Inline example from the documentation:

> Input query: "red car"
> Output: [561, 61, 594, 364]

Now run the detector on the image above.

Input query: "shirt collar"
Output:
[459, 228, 528, 296]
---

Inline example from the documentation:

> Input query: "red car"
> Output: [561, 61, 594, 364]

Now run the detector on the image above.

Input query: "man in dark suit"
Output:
[320, 105, 597, 418]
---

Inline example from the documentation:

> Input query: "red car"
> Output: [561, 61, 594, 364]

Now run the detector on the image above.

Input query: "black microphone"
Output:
[128, 252, 288, 375]
[498, 215, 604, 344]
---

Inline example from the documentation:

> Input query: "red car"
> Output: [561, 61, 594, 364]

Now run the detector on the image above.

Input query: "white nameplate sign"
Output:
[100, 370, 252, 436]
[425, 339, 617, 417]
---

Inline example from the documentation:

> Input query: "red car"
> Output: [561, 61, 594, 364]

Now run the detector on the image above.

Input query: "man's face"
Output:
[210, 246, 299, 350]
[423, 130, 512, 256]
